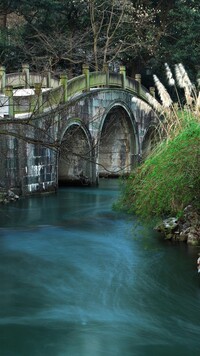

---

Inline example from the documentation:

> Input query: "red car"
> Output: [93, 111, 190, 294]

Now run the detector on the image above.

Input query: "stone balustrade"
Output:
[0, 64, 154, 117]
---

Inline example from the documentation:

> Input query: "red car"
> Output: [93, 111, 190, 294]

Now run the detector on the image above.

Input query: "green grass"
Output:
[118, 118, 200, 220]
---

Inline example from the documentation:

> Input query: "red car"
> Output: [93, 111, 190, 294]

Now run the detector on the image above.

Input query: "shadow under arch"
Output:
[142, 124, 161, 160]
[97, 102, 139, 177]
[58, 119, 94, 186]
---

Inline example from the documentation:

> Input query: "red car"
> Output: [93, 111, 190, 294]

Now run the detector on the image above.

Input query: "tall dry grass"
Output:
[146, 63, 200, 142]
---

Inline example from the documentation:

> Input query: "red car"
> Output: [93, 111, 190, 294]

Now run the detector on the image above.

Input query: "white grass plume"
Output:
[146, 92, 162, 112]
[175, 63, 193, 93]
[196, 91, 200, 113]
[165, 63, 175, 86]
[153, 74, 172, 108]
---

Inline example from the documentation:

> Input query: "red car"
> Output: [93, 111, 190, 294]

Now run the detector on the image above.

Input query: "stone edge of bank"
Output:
[0, 189, 20, 204]
[155, 205, 200, 246]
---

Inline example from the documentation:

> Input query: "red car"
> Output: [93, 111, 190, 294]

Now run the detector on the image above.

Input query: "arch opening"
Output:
[58, 124, 92, 186]
[98, 106, 137, 178]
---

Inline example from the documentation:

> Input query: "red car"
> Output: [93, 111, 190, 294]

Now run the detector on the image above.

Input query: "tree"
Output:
[0, 0, 162, 74]
[0, 0, 19, 29]
[87, 0, 163, 71]
[158, 0, 200, 81]
[88, 0, 128, 70]
[0, 0, 199, 85]
[0, 1, 87, 72]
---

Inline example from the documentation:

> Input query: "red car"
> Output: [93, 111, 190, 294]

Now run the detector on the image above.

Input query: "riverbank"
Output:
[155, 205, 200, 246]
[0, 189, 19, 204]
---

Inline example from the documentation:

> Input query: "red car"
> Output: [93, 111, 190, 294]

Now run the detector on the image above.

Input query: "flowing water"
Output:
[0, 180, 200, 356]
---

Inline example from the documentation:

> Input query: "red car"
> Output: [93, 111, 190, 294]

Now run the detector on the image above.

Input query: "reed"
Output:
[148, 63, 200, 141]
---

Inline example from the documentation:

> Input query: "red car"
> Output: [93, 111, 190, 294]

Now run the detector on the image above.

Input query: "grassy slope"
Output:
[119, 119, 200, 220]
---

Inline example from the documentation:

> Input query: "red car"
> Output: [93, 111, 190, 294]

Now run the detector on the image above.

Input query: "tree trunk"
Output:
[0, 13, 7, 29]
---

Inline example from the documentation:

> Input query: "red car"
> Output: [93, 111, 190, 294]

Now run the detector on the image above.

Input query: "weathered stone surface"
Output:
[155, 205, 200, 246]
[0, 189, 19, 204]
[155, 217, 179, 240]
[187, 232, 200, 246]
[179, 231, 188, 242]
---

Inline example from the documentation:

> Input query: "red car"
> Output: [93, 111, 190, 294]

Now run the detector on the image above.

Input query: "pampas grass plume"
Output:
[153, 74, 173, 108]
[175, 63, 193, 94]
[165, 63, 175, 86]
[146, 93, 162, 112]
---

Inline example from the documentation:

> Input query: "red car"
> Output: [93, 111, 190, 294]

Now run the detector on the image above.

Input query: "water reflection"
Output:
[0, 180, 200, 356]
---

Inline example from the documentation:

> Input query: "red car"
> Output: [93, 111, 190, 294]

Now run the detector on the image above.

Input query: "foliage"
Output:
[0, 0, 199, 79]
[150, 0, 200, 82]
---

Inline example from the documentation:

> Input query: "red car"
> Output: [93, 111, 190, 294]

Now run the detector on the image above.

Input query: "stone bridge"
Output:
[0, 64, 158, 194]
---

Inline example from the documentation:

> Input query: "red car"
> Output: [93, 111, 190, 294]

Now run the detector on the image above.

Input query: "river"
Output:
[0, 179, 200, 356]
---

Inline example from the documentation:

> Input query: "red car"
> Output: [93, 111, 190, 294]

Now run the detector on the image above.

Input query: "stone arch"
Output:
[97, 103, 139, 177]
[58, 120, 94, 185]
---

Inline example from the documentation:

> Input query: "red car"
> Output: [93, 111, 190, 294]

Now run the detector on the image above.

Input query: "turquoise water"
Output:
[0, 180, 200, 356]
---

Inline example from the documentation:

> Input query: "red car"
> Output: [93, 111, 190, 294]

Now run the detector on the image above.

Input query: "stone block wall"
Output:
[0, 122, 57, 195]
[22, 143, 57, 194]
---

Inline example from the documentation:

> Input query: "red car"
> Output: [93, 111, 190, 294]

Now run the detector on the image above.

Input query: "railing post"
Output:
[22, 64, 30, 88]
[47, 70, 52, 88]
[5, 85, 14, 117]
[34, 83, 43, 113]
[0, 66, 6, 93]
[82, 64, 90, 91]
[149, 87, 155, 97]
[60, 74, 68, 102]
[135, 74, 141, 96]
[103, 63, 109, 87]
[120, 66, 126, 89]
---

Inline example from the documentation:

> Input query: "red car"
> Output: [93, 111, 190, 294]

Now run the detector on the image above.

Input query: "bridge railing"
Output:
[126, 76, 140, 95]
[13, 92, 37, 114]
[3, 69, 59, 90]
[108, 73, 123, 88]
[6, 72, 51, 88]
[42, 86, 64, 110]
[0, 64, 154, 117]
[67, 74, 87, 98]
[90, 72, 108, 88]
